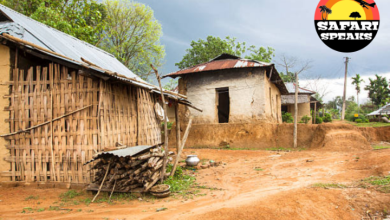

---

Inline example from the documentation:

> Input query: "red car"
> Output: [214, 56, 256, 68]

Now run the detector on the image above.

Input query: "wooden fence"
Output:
[3, 63, 161, 183]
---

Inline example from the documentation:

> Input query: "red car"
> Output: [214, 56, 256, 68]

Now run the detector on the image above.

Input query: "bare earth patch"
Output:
[1, 146, 390, 219]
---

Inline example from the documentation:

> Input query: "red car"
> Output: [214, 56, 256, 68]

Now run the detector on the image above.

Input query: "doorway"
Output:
[216, 87, 230, 123]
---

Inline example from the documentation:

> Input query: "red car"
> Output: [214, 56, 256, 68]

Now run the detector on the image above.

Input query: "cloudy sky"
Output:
[136, 0, 390, 103]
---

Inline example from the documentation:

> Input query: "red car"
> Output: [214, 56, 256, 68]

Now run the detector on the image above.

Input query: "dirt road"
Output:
[1, 146, 390, 220]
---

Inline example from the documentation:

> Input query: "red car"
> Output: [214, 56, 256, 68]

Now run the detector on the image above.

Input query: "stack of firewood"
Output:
[92, 146, 174, 192]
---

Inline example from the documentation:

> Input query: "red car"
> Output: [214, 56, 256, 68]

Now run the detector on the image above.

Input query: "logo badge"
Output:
[314, 0, 380, 53]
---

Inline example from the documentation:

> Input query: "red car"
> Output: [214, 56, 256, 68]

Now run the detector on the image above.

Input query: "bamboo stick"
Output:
[0, 105, 93, 137]
[151, 64, 169, 184]
[175, 101, 181, 154]
[92, 161, 111, 203]
[170, 117, 192, 177]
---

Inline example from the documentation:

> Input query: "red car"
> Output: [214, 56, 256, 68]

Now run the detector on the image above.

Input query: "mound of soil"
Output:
[311, 124, 371, 151]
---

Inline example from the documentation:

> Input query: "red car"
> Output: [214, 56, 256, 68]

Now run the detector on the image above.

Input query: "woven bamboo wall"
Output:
[3, 63, 162, 183]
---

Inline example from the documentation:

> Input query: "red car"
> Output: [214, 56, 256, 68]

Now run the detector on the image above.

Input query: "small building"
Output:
[367, 103, 390, 121]
[164, 54, 288, 124]
[281, 83, 319, 124]
[0, 5, 196, 185]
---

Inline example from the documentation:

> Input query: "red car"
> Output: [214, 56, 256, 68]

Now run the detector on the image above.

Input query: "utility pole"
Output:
[341, 57, 350, 121]
[293, 72, 298, 148]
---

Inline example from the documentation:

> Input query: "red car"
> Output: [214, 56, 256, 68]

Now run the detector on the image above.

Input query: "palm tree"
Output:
[319, 5, 332, 20]
[351, 74, 364, 110]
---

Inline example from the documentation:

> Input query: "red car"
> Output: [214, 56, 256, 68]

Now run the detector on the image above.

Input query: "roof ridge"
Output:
[0, 4, 115, 58]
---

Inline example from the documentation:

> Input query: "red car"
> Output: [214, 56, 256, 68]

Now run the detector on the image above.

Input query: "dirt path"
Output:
[1, 147, 390, 220]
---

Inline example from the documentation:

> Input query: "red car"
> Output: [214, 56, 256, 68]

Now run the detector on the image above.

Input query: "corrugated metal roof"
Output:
[163, 53, 288, 95]
[165, 56, 272, 77]
[84, 145, 156, 165]
[368, 104, 390, 116]
[285, 83, 316, 94]
[0, 4, 143, 82]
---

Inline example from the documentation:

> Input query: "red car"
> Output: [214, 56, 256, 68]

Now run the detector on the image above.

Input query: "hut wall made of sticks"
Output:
[1, 45, 162, 184]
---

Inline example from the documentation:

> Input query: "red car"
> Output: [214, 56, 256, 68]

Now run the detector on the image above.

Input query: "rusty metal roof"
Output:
[164, 53, 288, 94]
[165, 54, 272, 78]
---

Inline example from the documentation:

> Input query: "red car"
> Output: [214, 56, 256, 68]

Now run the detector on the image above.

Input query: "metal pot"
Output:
[186, 155, 200, 166]
[185, 155, 200, 166]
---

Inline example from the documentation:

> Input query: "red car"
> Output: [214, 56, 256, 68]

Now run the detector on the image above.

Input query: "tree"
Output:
[163, 79, 178, 91]
[351, 74, 364, 109]
[279, 71, 295, 83]
[99, 0, 165, 81]
[1, 0, 106, 45]
[175, 36, 274, 69]
[278, 55, 311, 148]
[245, 46, 275, 63]
[319, 5, 332, 20]
[350, 12, 361, 20]
[364, 74, 390, 107]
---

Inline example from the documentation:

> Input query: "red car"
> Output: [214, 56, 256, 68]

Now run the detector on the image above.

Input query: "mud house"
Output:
[281, 83, 321, 124]
[164, 54, 288, 124]
[164, 54, 293, 149]
[0, 5, 196, 185]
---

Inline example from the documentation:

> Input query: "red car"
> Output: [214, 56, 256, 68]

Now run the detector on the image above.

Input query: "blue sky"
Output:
[136, 0, 390, 102]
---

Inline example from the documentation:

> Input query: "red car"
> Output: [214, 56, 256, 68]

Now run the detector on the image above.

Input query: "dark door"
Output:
[216, 88, 229, 123]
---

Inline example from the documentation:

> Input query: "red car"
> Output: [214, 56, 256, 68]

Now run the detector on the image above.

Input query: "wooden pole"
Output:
[50, 63, 56, 181]
[0, 105, 92, 137]
[314, 102, 317, 124]
[170, 117, 192, 177]
[150, 64, 169, 184]
[175, 101, 181, 154]
[293, 73, 298, 148]
[341, 57, 350, 121]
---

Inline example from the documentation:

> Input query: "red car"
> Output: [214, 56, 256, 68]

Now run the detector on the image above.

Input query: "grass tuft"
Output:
[25, 195, 39, 201]
[373, 145, 390, 150]
[311, 183, 347, 189]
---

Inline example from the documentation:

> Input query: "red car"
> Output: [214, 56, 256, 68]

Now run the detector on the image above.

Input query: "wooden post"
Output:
[293, 73, 298, 148]
[175, 102, 181, 154]
[314, 102, 317, 124]
[151, 64, 169, 184]
[170, 117, 192, 177]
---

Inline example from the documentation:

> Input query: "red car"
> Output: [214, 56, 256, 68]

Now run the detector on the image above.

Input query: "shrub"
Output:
[365, 119, 369, 123]
[323, 113, 333, 122]
[299, 115, 311, 124]
[355, 119, 363, 123]
[282, 112, 293, 123]
[315, 117, 323, 124]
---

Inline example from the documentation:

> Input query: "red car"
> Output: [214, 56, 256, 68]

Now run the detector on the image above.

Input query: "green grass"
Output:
[24, 195, 39, 201]
[254, 167, 263, 171]
[60, 190, 82, 202]
[345, 121, 390, 127]
[164, 165, 196, 198]
[265, 147, 306, 152]
[311, 183, 347, 189]
[373, 145, 390, 150]
[361, 176, 390, 193]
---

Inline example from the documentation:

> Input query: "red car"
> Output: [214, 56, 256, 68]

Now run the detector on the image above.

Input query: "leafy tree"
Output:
[364, 74, 390, 107]
[244, 46, 275, 63]
[279, 71, 295, 83]
[1, 0, 106, 45]
[99, 0, 165, 80]
[175, 36, 274, 69]
[163, 79, 178, 91]
[351, 74, 364, 108]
